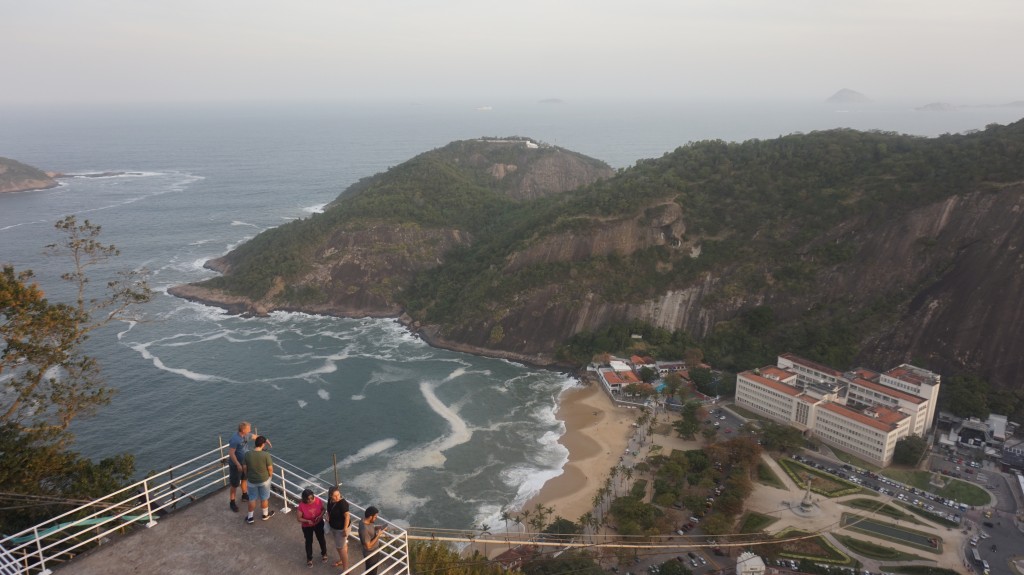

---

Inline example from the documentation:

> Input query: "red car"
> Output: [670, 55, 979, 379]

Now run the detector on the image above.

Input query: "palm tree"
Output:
[479, 523, 492, 557]
[520, 509, 531, 538]
[513, 514, 523, 539]
[500, 509, 512, 548]
[579, 511, 594, 544]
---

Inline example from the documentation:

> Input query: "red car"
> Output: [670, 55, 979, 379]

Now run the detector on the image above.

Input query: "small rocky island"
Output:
[825, 88, 871, 104]
[0, 157, 61, 193]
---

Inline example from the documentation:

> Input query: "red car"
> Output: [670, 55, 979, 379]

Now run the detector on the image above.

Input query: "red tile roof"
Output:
[761, 366, 797, 381]
[741, 371, 801, 397]
[884, 366, 936, 387]
[819, 402, 901, 432]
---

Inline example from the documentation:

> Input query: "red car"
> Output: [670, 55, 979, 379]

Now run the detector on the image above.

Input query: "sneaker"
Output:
[245, 516, 255, 525]
[241, 493, 250, 502]
[230, 500, 239, 512]
[262, 509, 276, 521]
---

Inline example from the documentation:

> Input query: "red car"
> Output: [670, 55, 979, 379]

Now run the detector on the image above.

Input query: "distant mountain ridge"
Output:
[0, 157, 59, 193]
[826, 88, 871, 104]
[171, 122, 1024, 391]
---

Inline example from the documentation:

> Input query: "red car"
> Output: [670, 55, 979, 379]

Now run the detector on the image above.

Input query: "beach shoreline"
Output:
[518, 380, 635, 525]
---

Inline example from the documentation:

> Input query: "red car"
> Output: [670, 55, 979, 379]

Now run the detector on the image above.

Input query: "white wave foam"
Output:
[317, 389, 330, 400]
[346, 469, 429, 518]
[297, 400, 308, 408]
[129, 342, 221, 382]
[231, 220, 258, 227]
[303, 203, 327, 214]
[188, 238, 215, 246]
[337, 438, 399, 467]
[0, 219, 48, 232]
[350, 394, 365, 401]
[443, 367, 467, 382]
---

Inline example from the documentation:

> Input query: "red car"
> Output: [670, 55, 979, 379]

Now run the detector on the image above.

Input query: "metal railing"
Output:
[0, 444, 410, 575]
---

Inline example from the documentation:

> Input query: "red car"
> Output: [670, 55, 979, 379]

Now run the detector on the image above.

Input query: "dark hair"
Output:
[365, 506, 379, 518]
[301, 488, 315, 502]
[328, 486, 341, 500]
[254, 435, 267, 448]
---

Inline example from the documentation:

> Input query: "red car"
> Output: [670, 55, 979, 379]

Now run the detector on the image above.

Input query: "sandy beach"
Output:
[519, 381, 636, 524]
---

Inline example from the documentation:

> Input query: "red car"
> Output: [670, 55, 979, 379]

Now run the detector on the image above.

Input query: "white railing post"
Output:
[279, 468, 291, 514]
[142, 476, 158, 528]
[218, 435, 228, 487]
[33, 526, 52, 575]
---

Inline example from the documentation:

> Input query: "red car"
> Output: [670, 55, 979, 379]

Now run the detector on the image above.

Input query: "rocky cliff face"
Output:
[431, 182, 1024, 387]
[0, 158, 58, 193]
[171, 129, 1024, 390]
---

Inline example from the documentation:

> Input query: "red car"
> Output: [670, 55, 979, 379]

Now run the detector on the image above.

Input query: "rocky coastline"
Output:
[166, 283, 563, 368]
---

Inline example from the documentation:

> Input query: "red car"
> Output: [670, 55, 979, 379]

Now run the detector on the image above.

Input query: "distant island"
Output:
[915, 102, 959, 112]
[0, 157, 60, 193]
[825, 88, 871, 104]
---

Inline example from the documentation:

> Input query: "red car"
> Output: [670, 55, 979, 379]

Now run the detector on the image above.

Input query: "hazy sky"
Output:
[3, 0, 1022, 105]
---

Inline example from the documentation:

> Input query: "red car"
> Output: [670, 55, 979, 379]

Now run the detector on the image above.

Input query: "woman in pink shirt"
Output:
[296, 489, 328, 567]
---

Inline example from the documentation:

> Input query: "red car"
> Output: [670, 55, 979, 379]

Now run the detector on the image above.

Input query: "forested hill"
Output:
[172, 121, 1024, 391]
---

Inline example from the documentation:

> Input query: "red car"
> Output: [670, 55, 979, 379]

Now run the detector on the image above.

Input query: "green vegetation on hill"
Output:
[195, 121, 1024, 386]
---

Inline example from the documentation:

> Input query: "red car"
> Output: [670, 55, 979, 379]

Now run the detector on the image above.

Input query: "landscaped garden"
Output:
[778, 458, 861, 497]
[834, 534, 927, 561]
[756, 462, 786, 489]
[894, 501, 960, 528]
[738, 511, 779, 534]
[841, 498, 922, 524]
[880, 469, 990, 506]
[840, 513, 942, 554]
[878, 566, 959, 575]
[775, 528, 853, 565]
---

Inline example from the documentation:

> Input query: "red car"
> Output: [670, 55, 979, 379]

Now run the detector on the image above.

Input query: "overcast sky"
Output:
[3, 0, 1022, 105]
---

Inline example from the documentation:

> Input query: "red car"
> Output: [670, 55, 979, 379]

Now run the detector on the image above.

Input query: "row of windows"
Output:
[736, 385, 793, 422]
[816, 413, 887, 447]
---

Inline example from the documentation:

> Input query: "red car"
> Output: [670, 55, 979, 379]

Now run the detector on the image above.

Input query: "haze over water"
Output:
[1, 100, 1021, 531]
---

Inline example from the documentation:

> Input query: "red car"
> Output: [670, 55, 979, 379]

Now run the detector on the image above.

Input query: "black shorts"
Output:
[229, 462, 247, 487]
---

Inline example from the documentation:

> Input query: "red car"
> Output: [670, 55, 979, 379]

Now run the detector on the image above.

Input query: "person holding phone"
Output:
[358, 506, 387, 575]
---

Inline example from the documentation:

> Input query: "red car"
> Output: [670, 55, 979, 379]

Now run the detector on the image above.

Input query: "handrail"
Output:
[0, 445, 410, 575]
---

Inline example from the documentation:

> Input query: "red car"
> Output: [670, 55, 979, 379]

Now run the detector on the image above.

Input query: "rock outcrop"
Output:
[0, 158, 59, 193]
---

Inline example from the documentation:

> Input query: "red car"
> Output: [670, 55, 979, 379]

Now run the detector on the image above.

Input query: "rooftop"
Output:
[741, 370, 801, 397]
[819, 402, 904, 432]
[778, 353, 843, 378]
[884, 364, 940, 387]
[849, 376, 926, 404]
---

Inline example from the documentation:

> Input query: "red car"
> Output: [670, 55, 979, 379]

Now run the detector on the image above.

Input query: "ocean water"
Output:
[1, 99, 1021, 531]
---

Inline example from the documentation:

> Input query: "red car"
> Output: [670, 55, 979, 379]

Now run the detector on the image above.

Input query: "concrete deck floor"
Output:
[55, 488, 361, 575]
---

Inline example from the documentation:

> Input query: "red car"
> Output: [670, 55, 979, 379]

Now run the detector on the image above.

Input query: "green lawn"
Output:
[841, 498, 921, 524]
[757, 462, 786, 489]
[835, 535, 927, 561]
[738, 511, 779, 534]
[895, 502, 960, 528]
[840, 513, 942, 554]
[879, 566, 959, 575]
[880, 469, 990, 506]
[778, 458, 862, 497]
[827, 446, 880, 472]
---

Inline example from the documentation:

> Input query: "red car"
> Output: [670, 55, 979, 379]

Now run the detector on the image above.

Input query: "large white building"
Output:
[735, 354, 940, 466]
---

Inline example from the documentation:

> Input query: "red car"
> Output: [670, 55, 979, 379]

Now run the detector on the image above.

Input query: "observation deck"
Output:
[0, 445, 410, 575]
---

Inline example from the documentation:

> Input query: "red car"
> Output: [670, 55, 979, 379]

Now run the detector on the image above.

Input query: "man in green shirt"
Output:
[242, 435, 275, 524]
